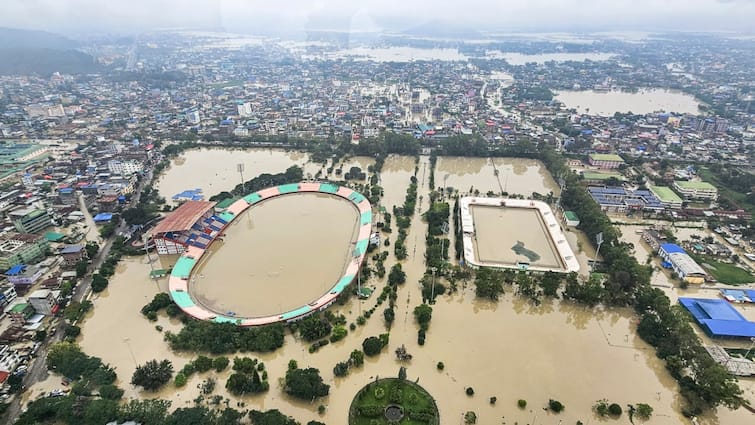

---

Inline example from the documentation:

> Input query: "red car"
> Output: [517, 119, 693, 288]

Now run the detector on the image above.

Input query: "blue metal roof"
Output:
[93, 213, 113, 222]
[679, 298, 755, 338]
[6, 264, 25, 275]
[660, 243, 685, 254]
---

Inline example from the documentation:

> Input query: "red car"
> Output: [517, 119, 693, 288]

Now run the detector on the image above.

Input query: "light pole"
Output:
[592, 232, 603, 273]
[237, 163, 245, 193]
[430, 267, 437, 303]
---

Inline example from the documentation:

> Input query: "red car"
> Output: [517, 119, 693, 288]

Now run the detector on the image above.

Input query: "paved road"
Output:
[3, 168, 150, 423]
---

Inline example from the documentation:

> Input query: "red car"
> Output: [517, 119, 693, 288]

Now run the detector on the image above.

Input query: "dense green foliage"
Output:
[131, 359, 174, 391]
[349, 378, 439, 425]
[165, 321, 285, 354]
[283, 366, 330, 400]
[249, 409, 300, 425]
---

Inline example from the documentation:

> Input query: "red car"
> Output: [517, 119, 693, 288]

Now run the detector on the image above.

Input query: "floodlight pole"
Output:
[592, 232, 603, 273]
[237, 163, 245, 193]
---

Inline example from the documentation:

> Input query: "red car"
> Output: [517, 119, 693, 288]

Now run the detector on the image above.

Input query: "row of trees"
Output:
[164, 321, 285, 354]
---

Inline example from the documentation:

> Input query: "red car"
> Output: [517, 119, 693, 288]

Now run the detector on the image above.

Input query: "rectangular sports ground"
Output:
[461, 197, 579, 273]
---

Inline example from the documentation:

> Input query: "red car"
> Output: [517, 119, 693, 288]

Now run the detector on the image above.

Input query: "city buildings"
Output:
[673, 180, 718, 200]
[588, 153, 625, 169]
[9, 208, 52, 234]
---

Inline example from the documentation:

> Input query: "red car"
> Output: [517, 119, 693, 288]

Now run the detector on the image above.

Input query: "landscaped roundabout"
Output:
[349, 378, 440, 425]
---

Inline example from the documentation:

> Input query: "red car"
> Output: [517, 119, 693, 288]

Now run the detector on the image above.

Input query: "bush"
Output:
[362, 336, 384, 356]
[213, 356, 229, 372]
[194, 355, 213, 373]
[333, 362, 349, 377]
[464, 411, 477, 424]
[329, 325, 347, 343]
[466, 387, 474, 396]
[284, 367, 329, 400]
[635, 403, 653, 420]
[608, 403, 622, 416]
[436, 361, 444, 371]
[517, 399, 527, 409]
[548, 399, 564, 413]
[489, 396, 497, 405]
[174, 373, 187, 387]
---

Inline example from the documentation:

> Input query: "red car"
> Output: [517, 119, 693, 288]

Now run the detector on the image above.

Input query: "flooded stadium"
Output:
[190, 192, 361, 318]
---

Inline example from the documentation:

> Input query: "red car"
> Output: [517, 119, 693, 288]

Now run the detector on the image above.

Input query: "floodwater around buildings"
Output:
[488, 51, 616, 64]
[59, 151, 755, 424]
[471, 205, 562, 269]
[191, 193, 360, 317]
[555, 89, 703, 116]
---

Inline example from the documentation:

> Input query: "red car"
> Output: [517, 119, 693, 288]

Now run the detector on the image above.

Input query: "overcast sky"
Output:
[2, 0, 754, 35]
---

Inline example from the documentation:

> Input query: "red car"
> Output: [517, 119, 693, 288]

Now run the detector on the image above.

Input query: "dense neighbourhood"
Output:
[0, 28, 753, 424]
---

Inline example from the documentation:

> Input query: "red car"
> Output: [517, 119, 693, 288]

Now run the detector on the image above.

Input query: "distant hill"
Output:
[0, 48, 99, 76]
[0, 27, 78, 49]
[0, 27, 98, 75]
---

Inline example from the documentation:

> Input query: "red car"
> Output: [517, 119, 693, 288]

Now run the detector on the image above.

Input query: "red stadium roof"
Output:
[152, 200, 216, 234]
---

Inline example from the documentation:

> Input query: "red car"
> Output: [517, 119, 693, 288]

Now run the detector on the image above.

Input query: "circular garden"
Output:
[349, 378, 439, 425]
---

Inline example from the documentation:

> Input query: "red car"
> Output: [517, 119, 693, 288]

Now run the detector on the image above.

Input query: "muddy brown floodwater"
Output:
[56, 152, 754, 425]
[156, 148, 316, 204]
[436, 156, 560, 197]
[191, 192, 360, 317]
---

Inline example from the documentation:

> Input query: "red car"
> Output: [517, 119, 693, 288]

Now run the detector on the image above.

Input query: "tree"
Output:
[174, 373, 187, 387]
[388, 263, 406, 285]
[349, 349, 364, 367]
[298, 314, 332, 341]
[131, 359, 173, 391]
[635, 403, 653, 420]
[413, 304, 433, 330]
[333, 362, 349, 377]
[213, 356, 230, 372]
[249, 409, 300, 425]
[473, 268, 505, 300]
[226, 368, 268, 395]
[362, 336, 384, 356]
[98, 384, 124, 400]
[194, 355, 213, 372]
[47, 342, 105, 380]
[284, 367, 329, 400]
[166, 406, 217, 425]
[117, 399, 171, 424]
[91, 274, 109, 293]
[548, 399, 565, 413]
[83, 399, 119, 425]
[75, 260, 88, 278]
[85, 241, 99, 259]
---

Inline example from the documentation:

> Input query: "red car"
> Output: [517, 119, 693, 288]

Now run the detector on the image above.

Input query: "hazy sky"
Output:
[2, 0, 754, 35]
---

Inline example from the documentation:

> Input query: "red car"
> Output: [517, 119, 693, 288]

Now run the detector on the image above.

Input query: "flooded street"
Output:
[49, 150, 753, 424]
[192, 193, 360, 317]
[555, 89, 702, 116]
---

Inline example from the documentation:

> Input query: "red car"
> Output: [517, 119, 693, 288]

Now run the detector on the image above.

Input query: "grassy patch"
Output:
[691, 254, 755, 285]
[349, 378, 439, 425]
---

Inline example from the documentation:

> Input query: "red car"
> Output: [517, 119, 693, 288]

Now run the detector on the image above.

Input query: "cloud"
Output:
[0, 0, 753, 34]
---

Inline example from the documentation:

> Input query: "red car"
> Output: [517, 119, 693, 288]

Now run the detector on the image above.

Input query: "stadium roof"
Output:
[679, 297, 755, 338]
[152, 201, 216, 234]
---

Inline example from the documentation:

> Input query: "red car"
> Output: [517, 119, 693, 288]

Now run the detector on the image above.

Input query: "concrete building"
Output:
[3, 300, 34, 326]
[673, 180, 718, 200]
[588, 153, 625, 169]
[0, 285, 17, 310]
[0, 233, 49, 271]
[237, 101, 252, 117]
[28, 289, 55, 315]
[9, 207, 52, 234]
[649, 185, 683, 209]
[107, 159, 143, 176]
[659, 243, 707, 284]
[6, 265, 44, 291]
[0, 344, 21, 373]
